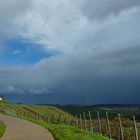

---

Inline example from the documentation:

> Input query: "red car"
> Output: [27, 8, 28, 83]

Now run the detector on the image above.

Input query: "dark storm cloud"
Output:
[1, 45, 140, 104]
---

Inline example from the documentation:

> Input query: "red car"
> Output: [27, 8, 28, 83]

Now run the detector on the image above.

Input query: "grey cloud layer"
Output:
[82, 0, 140, 19]
[1, 45, 140, 104]
[0, 0, 30, 40]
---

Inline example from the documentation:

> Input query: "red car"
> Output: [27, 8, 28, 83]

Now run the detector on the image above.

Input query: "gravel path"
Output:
[0, 114, 54, 140]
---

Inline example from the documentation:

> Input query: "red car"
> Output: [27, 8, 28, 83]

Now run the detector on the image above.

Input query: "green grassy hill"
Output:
[0, 101, 73, 120]
[0, 101, 109, 140]
[27, 105, 74, 120]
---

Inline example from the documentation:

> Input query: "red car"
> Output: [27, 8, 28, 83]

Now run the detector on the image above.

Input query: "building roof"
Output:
[0, 96, 4, 99]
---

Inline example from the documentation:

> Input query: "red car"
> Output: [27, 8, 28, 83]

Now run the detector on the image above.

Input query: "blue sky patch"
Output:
[0, 39, 60, 66]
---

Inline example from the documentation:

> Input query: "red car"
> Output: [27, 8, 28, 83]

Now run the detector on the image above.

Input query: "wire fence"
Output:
[74, 111, 139, 140]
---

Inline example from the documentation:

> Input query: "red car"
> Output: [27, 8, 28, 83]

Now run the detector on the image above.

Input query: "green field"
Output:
[22, 115, 109, 140]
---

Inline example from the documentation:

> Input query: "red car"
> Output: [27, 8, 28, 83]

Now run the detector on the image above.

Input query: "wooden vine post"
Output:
[133, 115, 139, 140]
[88, 111, 93, 132]
[75, 114, 78, 128]
[79, 114, 83, 130]
[118, 114, 124, 140]
[83, 112, 88, 131]
[97, 111, 102, 134]
[106, 112, 112, 139]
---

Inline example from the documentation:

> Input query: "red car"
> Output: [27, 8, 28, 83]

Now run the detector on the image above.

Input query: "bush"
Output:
[0, 121, 6, 137]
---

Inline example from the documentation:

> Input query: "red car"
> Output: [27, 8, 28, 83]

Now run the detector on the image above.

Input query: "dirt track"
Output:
[0, 114, 54, 140]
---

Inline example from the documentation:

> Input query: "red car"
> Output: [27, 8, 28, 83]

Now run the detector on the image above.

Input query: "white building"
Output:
[0, 96, 4, 101]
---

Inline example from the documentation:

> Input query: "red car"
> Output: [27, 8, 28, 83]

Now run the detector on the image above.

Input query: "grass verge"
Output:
[21, 116, 109, 140]
[0, 121, 6, 137]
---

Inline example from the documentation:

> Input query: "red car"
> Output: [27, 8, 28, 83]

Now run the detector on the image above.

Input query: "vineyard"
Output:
[0, 101, 140, 140]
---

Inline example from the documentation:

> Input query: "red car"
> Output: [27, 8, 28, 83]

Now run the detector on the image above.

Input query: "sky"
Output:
[0, 0, 140, 104]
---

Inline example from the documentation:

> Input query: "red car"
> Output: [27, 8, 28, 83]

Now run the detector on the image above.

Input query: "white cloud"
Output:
[28, 88, 50, 94]
[1, 0, 140, 53]
[12, 50, 22, 55]
[17, 0, 85, 52]
[14, 0, 140, 53]
[0, 0, 30, 41]
[6, 86, 16, 92]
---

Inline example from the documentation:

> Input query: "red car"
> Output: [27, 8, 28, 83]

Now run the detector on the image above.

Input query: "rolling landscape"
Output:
[0, 99, 140, 140]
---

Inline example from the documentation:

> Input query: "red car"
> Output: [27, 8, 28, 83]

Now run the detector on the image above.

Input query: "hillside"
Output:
[0, 101, 109, 140]
[0, 101, 73, 122]
[58, 105, 140, 120]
